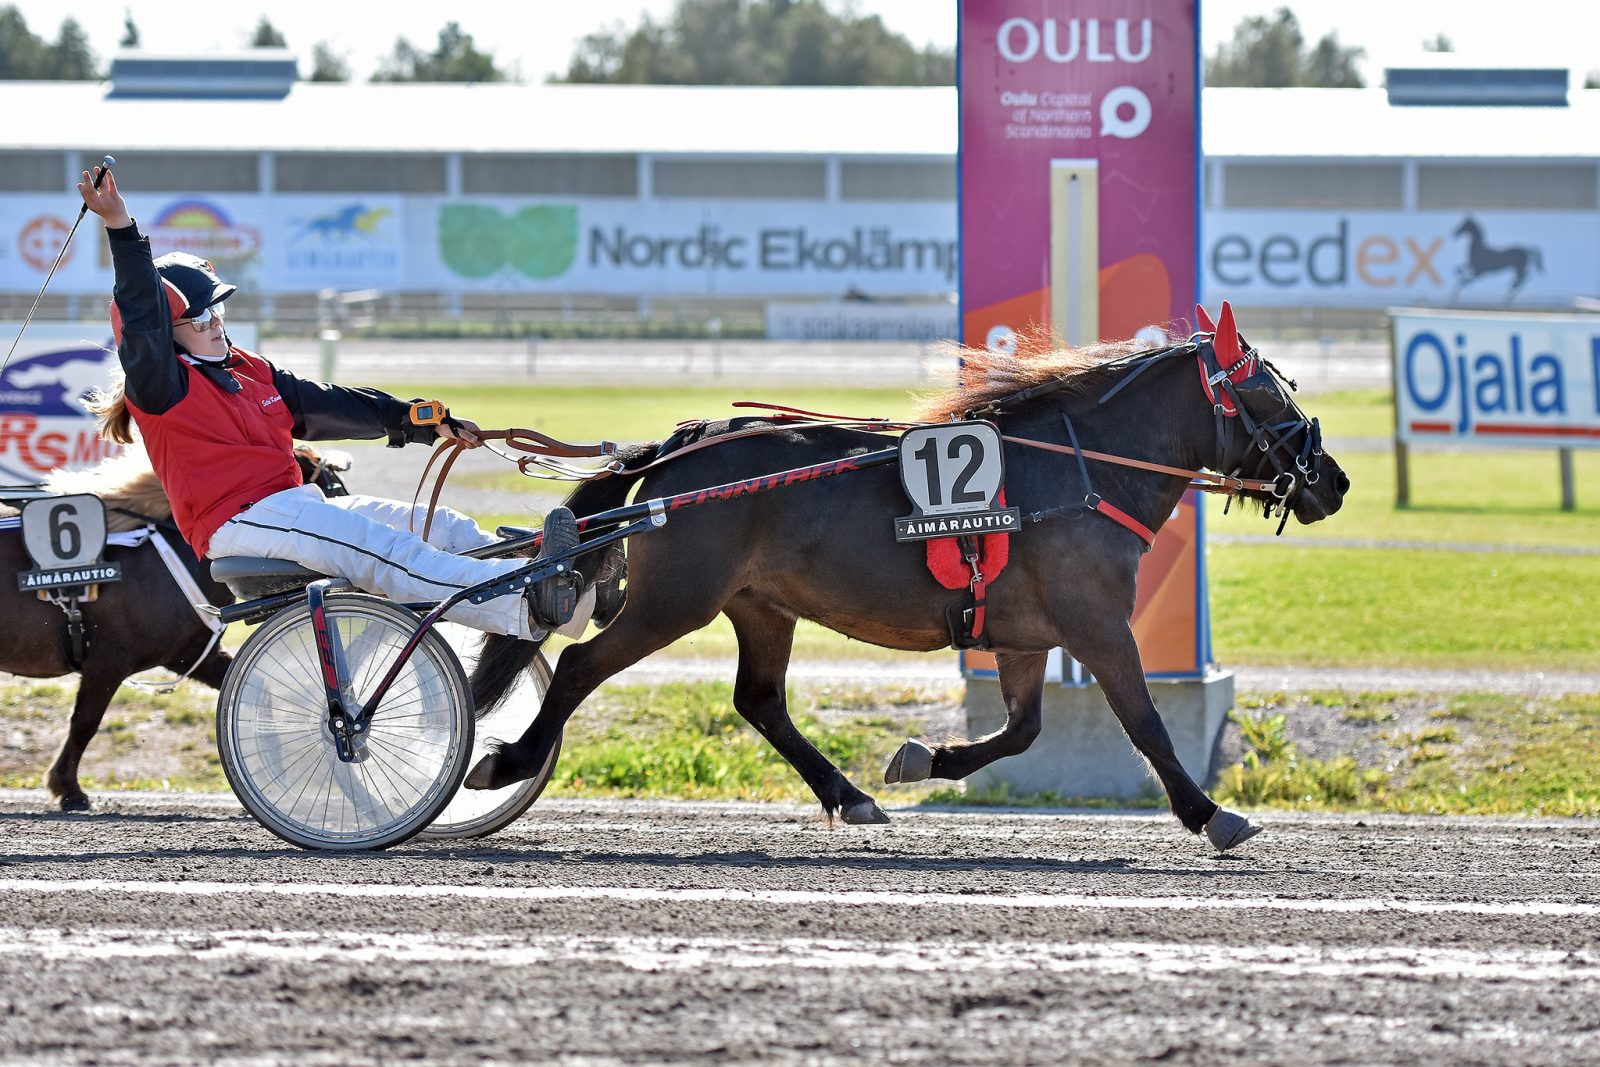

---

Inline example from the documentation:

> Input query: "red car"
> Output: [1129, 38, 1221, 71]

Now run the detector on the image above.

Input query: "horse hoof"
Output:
[841, 799, 890, 825]
[1205, 809, 1263, 853]
[464, 755, 503, 791]
[58, 794, 91, 813]
[884, 738, 934, 784]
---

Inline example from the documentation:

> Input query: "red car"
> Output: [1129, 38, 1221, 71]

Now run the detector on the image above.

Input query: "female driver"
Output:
[77, 165, 582, 639]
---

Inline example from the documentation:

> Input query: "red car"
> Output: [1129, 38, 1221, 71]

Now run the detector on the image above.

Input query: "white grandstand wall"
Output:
[1, 77, 1597, 332]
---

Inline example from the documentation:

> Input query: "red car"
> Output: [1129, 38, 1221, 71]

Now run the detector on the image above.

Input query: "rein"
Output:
[410, 427, 621, 540]
[408, 339, 1309, 544]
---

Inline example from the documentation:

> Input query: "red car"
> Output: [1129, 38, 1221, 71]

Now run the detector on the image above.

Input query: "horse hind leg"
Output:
[45, 669, 125, 812]
[724, 595, 887, 825]
[885, 651, 1045, 785]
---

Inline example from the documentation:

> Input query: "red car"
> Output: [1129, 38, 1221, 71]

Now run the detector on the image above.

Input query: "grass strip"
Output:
[1215, 690, 1600, 817]
[545, 680, 948, 804]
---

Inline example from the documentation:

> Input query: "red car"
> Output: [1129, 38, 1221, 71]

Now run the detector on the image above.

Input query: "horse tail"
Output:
[469, 442, 662, 716]
[1533, 248, 1545, 273]
[470, 633, 538, 717]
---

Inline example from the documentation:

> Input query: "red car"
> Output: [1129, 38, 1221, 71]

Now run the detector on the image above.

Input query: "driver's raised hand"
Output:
[77, 167, 131, 229]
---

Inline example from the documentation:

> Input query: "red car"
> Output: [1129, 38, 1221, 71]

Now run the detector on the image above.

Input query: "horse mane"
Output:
[42, 448, 174, 531]
[918, 331, 1159, 422]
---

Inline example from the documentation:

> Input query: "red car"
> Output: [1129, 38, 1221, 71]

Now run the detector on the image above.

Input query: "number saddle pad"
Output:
[923, 490, 1010, 590]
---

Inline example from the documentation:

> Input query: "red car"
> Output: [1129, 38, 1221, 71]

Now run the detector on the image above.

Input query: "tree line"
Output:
[0, 1, 948, 85]
[3, 2, 1593, 89]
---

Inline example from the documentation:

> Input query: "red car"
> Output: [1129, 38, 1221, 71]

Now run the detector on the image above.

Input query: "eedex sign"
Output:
[1204, 211, 1600, 307]
[1392, 309, 1600, 449]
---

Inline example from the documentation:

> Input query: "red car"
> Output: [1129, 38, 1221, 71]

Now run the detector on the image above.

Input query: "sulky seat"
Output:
[210, 556, 331, 600]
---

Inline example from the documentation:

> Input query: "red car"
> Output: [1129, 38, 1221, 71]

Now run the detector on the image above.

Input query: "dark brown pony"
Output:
[466, 305, 1349, 852]
[0, 445, 348, 810]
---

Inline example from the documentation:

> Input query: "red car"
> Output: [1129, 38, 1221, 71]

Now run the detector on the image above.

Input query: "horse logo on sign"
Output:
[1452, 216, 1544, 300]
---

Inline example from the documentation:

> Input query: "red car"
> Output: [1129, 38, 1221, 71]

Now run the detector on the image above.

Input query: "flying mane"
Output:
[918, 334, 1159, 422]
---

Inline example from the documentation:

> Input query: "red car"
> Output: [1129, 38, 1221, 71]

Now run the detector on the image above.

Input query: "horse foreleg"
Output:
[885, 651, 1045, 784]
[725, 596, 887, 825]
[1074, 626, 1260, 852]
[45, 669, 124, 812]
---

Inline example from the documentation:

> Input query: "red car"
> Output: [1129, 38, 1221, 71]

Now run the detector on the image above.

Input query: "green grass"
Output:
[1297, 388, 1398, 439]
[1216, 692, 1600, 817]
[1210, 542, 1600, 670]
[1217, 387, 1600, 546]
[543, 680, 941, 803]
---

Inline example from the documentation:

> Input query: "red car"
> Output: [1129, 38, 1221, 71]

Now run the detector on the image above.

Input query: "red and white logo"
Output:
[18, 215, 70, 273]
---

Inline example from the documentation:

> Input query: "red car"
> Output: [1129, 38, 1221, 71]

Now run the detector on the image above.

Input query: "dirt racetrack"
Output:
[2, 791, 1597, 1065]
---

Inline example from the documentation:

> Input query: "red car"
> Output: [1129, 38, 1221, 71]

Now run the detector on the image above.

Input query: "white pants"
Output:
[208, 484, 535, 638]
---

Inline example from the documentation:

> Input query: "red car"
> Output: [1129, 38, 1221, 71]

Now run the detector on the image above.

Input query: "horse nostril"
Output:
[1335, 471, 1350, 496]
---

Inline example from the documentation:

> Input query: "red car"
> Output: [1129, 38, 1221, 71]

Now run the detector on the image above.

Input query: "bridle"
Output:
[1189, 335, 1325, 534]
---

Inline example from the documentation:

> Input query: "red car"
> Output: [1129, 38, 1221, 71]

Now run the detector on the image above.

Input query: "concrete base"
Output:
[964, 671, 1235, 801]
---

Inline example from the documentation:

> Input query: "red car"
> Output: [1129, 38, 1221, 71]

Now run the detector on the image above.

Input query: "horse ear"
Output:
[1194, 304, 1216, 333]
[1215, 300, 1243, 364]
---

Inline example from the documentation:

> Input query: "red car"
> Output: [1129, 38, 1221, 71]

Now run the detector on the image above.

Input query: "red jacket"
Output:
[127, 348, 301, 558]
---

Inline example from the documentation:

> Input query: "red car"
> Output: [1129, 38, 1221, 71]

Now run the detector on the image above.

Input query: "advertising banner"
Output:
[0, 323, 124, 480]
[1206, 211, 1600, 308]
[960, 1, 1200, 348]
[2, 193, 955, 298]
[263, 196, 407, 290]
[0, 197, 109, 292]
[765, 302, 957, 342]
[0, 322, 259, 481]
[415, 198, 957, 296]
[959, 0, 1205, 678]
[1392, 308, 1600, 449]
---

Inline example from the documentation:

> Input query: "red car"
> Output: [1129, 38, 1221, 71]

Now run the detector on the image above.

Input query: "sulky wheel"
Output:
[419, 625, 562, 841]
[216, 594, 473, 850]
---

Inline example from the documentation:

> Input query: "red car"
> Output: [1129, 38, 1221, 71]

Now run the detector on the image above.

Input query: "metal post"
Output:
[1049, 159, 1100, 347]
[1395, 440, 1411, 508]
[1559, 448, 1576, 511]
[1390, 314, 1408, 508]
[319, 328, 340, 381]
[709, 316, 723, 379]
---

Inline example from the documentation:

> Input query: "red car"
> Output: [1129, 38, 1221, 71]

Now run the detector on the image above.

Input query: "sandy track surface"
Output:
[2, 791, 1597, 1065]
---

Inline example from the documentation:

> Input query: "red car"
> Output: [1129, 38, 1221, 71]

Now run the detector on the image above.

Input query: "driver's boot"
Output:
[526, 506, 581, 630]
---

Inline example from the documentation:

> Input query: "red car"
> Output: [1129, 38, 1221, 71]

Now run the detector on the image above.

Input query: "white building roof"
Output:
[3, 80, 1596, 161]
[1203, 87, 1600, 160]
[5, 82, 958, 157]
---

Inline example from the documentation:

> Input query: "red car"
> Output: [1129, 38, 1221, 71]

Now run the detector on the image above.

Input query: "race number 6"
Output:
[20, 494, 108, 570]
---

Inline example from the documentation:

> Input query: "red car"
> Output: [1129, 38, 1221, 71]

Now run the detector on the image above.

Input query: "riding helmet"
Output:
[108, 252, 238, 344]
